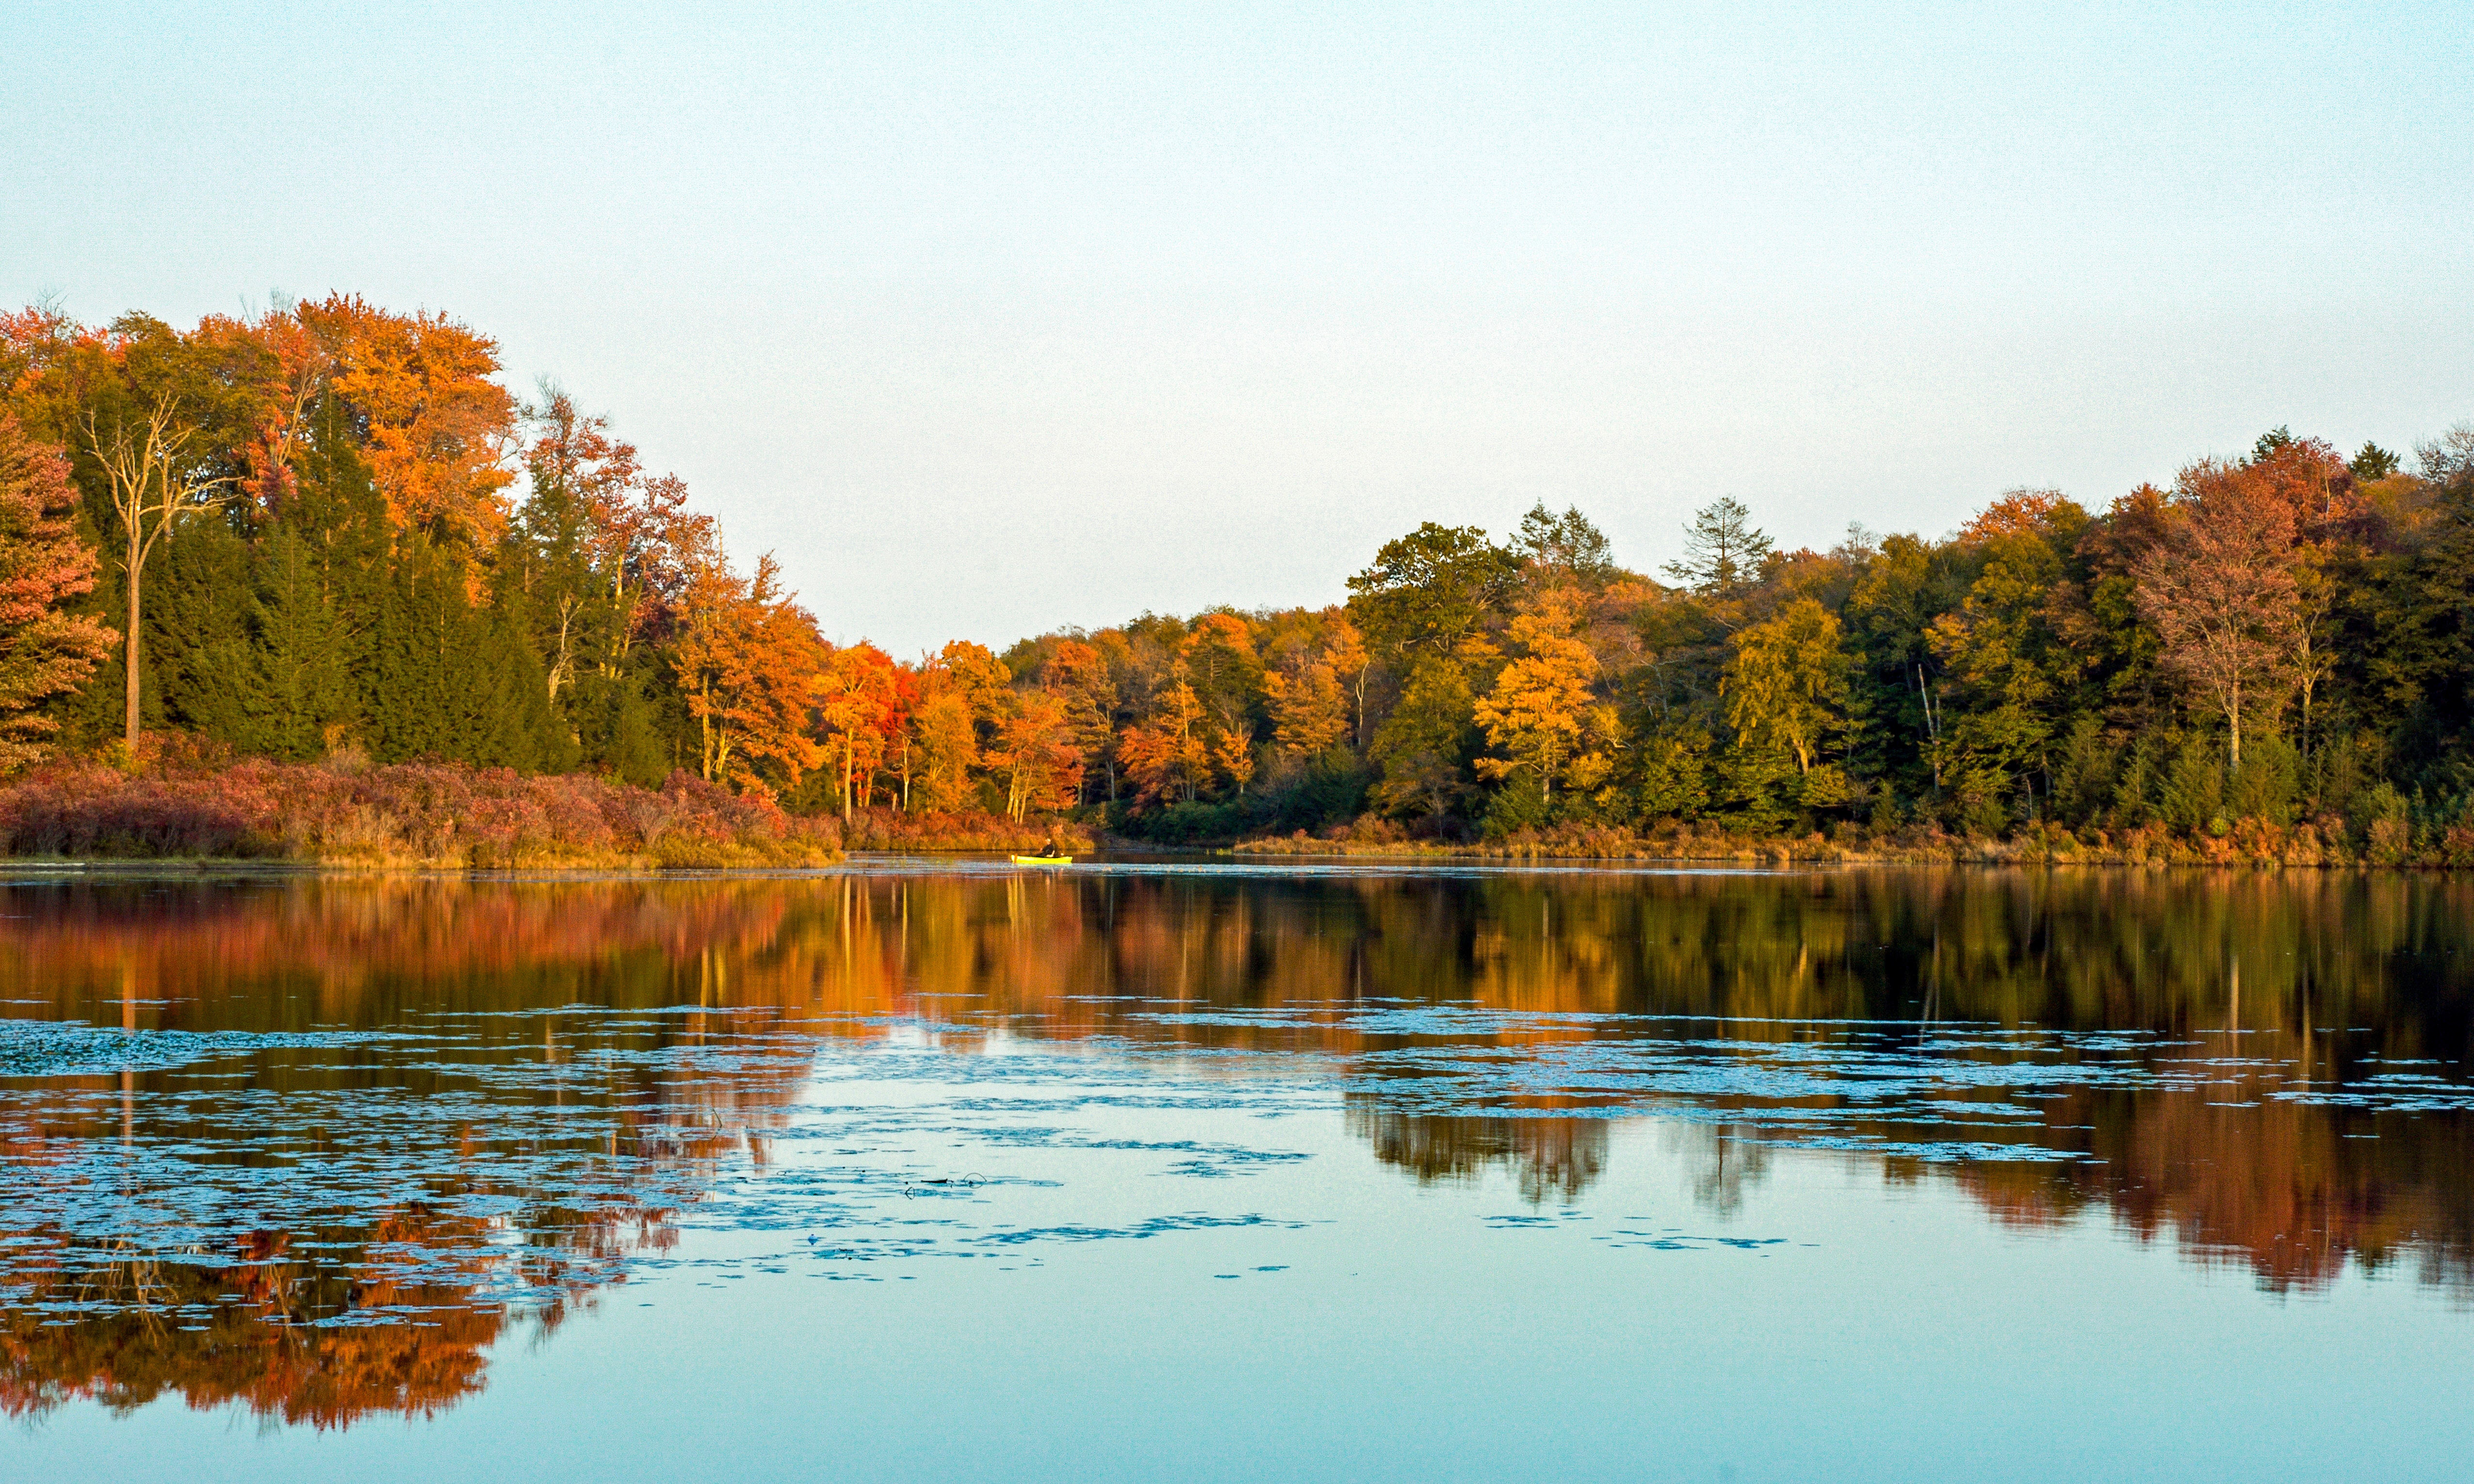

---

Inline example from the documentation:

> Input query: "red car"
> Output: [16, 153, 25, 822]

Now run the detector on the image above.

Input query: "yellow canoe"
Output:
[1009, 855, 1075, 866]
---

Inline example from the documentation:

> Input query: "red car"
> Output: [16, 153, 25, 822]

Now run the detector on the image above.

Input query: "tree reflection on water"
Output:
[2, 1209, 587, 1427]
[0, 865, 2469, 1424]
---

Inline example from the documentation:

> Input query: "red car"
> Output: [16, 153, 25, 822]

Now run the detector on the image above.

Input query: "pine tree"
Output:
[242, 525, 353, 760]
[1664, 498, 1773, 596]
[144, 515, 255, 742]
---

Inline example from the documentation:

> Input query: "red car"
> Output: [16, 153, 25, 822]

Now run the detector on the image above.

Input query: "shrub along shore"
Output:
[0, 751, 1106, 869]
[1232, 813, 2465, 869]
[0, 752, 2451, 871]
[0, 756, 842, 869]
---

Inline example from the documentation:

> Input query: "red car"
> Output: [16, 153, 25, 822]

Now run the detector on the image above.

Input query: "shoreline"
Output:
[1225, 824, 2463, 871]
[2, 848, 2460, 876]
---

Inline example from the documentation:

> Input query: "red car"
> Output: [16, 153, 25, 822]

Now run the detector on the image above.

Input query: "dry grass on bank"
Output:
[838, 807, 1093, 855]
[0, 757, 843, 869]
[1235, 813, 2474, 870]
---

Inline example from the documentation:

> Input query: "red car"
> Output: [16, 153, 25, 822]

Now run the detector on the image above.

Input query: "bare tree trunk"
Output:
[1913, 664, 1942, 790]
[696, 709, 719, 781]
[547, 594, 580, 701]
[124, 521, 142, 752]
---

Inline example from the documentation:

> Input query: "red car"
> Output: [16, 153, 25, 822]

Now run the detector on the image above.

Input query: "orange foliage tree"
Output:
[669, 546, 826, 794]
[986, 689, 1085, 819]
[1040, 639, 1115, 803]
[297, 294, 518, 549]
[1118, 680, 1213, 806]
[813, 643, 904, 817]
[905, 641, 1011, 812]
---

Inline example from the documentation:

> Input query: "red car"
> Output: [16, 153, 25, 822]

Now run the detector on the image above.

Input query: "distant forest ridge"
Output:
[3, 297, 2473, 859]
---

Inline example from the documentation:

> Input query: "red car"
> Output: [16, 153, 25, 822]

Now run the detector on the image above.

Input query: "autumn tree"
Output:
[1722, 597, 1849, 774]
[0, 415, 114, 769]
[813, 643, 902, 816]
[987, 689, 1085, 819]
[669, 546, 825, 794]
[906, 685, 978, 811]
[0, 303, 81, 400]
[1319, 612, 1371, 749]
[1118, 680, 1212, 806]
[2290, 548, 2339, 758]
[1040, 639, 1116, 802]
[1172, 608, 1256, 767]
[1266, 650, 1349, 758]
[903, 641, 1010, 812]
[297, 294, 518, 551]
[2134, 461, 2302, 768]
[1472, 592, 1614, 812]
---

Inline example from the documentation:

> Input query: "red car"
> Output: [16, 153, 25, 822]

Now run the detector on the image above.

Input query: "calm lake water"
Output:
[4, 862, 2473, 1482]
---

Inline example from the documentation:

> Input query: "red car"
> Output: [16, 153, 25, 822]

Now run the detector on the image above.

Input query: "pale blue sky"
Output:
[8, 1, 2470, 655]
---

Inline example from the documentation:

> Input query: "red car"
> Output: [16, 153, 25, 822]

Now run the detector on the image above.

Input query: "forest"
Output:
[3, 295, 2473, 864]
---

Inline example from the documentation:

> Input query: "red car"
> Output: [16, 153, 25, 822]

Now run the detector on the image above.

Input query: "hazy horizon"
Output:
[10, 0, 2471, 655]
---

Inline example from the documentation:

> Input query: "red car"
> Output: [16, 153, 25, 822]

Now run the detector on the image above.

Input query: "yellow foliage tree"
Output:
[1721, 597, 1848, 774]
[1471, 593, 1613, 808]
[906, 688, 979, 812]
[1266, 657, 1348, 758]
[1319, 612, 1371, 748]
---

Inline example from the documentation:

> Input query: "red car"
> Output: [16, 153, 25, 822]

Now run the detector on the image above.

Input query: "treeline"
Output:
[4, 298, 2474, 859]
[1003, 431, 2474, 862]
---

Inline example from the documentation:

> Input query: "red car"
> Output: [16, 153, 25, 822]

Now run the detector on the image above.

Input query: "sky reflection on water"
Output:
[4, 864, 2474, 1482]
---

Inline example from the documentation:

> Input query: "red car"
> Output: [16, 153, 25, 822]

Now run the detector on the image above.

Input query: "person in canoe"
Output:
[1011, 833, 1074, 866]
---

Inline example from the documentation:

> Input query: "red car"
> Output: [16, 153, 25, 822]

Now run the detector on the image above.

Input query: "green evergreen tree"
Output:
[241, 525, 354, 759]
[143, 516, 256, 742]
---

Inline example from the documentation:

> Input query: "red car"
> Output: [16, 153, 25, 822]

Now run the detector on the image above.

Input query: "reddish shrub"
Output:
[0, 758, 842, 869]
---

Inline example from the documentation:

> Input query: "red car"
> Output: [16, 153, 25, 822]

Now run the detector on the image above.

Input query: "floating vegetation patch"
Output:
[0, 1020, 425, 1079]
[4, 967, 2471, 1342]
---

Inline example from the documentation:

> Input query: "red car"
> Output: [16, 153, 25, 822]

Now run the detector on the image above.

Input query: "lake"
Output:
[4, 862, 2472, 1482]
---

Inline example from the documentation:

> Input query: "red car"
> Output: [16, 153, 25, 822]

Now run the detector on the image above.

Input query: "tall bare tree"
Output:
[82, 396, 236, 751]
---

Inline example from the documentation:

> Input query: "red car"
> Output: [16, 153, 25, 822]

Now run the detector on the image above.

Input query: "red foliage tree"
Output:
[2134, 459, 2303, 767]
[0, 415, 114, 771]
